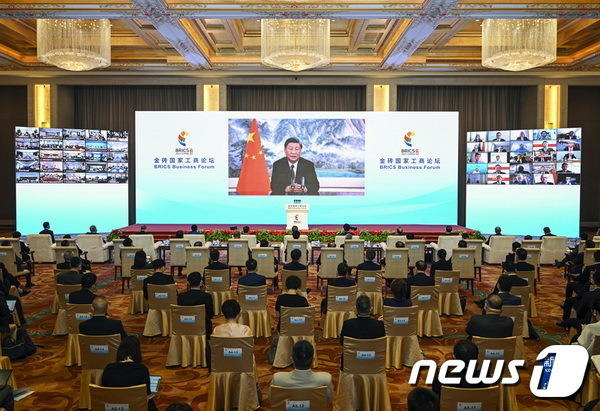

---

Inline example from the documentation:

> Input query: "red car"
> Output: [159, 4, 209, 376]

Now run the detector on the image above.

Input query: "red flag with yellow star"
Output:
[236, 119, 271, 195]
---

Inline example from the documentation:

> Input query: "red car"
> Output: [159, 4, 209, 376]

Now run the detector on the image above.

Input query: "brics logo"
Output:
[404, 131, 415, 147]
[178, 131, 189, 147]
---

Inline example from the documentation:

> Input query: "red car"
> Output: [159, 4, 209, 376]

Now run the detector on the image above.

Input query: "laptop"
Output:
[0, 370, 12, 389]
[6, 300, 16, 313]
[149, 375, 161, 394]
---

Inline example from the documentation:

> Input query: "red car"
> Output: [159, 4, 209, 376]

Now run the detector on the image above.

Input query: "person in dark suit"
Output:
[137, 225, 150, 235]
[515, 248, 535, 271]
[564, 249, 600, 299]
[205, 249, 229, 271]
[283, 249, 307, 271]
[432, 339, 490, 396]
[340, 294, 385, 345]
[340, 223, 353, 236]
[238, 259, 266, 287]
[485, 226, 502, 245]
[407, 388, 439, 411]
[39, 221, 55, 243]
[56, 251, 75, 270]
[270, 137, 320, 195]
[491, 262, 528, 294]
[12, 231, 30, 262]
[495, 275, 522, 306]
[69, 273, 98, 304]
[466, 295, 513, 338]
[357, 249, 381, 271]
[56, 256, 84, 285]
[558, 270, 600, 332]
[406, 260, 435, 296]
[430, 249, 452, 279]
[275, 275, 309, 331]
[79, 296, 127, 339]
[383, 279, 412, 307]
[540, 226, 556, 238]
[177, 272, 214, 337]
[504, 242, 521, 265]
[132, 250, 153, 270]
[142, 259, 175, 299]
[321, 262, 355, 314]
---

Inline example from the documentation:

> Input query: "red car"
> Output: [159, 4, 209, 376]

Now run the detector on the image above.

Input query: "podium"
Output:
[285, 204, 310, 230]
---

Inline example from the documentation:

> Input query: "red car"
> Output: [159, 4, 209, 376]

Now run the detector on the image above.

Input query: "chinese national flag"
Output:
[236, 119, 271, 195]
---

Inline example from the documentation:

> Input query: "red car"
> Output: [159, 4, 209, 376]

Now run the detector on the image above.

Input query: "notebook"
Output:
[149, 375, 161, 394]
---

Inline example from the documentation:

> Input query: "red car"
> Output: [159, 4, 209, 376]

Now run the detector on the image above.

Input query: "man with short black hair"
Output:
[242, 226, 250, 234]
[123, 237, 133, 247]
[564, 249, 600, 299]
[340, 294, 385, 345]
[238, 259, 266, 287]
[142, 259, 174, 299]
[205, 249, 228, 271]
[79, 296, 127, 339]
[430, 249, 452, 279]
[137, 225, 149, 235]
[432, 339, 488, 396]
[505, 241, 521, 264]
[321, 262, 355, 314]
[541, 226, 555, 238]
[56, 257, 84, 285]
[283, 249, 307, 271]
[270, 137, 320, 195]
[189, 224, 199, 233]
[466, 295, 513, 338]
[357, 249, 381, 271]
[69, 273, 98, 304]
[485, 226, 502, 245]
[12, 231, 30, 262]
[495, 275, 522, 306]
[515, 248, 535, 271]
[40, 221, 55, 243]
[444, 225, 453, 235]
[407, 387, 439, 411]
[177, 272, 214, 337]
[275, 275, 309, 331]
[406, 260, 434, 295]
[558, 270, 600, 332]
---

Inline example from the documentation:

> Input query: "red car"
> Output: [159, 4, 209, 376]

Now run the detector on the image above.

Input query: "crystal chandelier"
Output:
[261, 19, 330, 72]
[482, 19, 557, 72]
[37, 19, 111, 71]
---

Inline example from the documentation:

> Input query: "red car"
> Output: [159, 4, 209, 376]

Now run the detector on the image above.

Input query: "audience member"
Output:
[275, 275, 309, 330]
[205, 250, 228, 270]
[132, 250, 153, 269]
[12, 231, 30, 262]
[57, 251, 75, 269]
[142, 259, 174, 299]
[189, 224, 199, 233]
[466, 295, 513, 338]
[242, 226, 250, 234]
[383, 279, 412, 307]
[213, 300, 252, 337]
[430, 249, 452, 279]
[177, 272, 214, 337]
[504, 241, 521, 264]
[238, 259, 266, 287]
[283, 249, 307, 271]
[39, 221, 55, 243]
[56, 257, 84, 285]
[79, 296, 127, 339]
[558, 270, 600, 333]
[137, 225, 150, 235]
[494, 275, 522, 306]
[485, 226, 502, 245]
[432, 339, 488, 396]
[564, 249, 600, 299]
[492, 262, 527, 293]
[340, 294, 385, 344]
[174, 230, 184, 239]
[406, 260, 435, 295]
[123, 237, 133, 247]
[407, 387, 439, 411]
[68, 273, 98, 304]
[540, 226, 555, 238]
[357, 249, 381, 271]
[321, 263, 355, 314]
[515, 248, 535, 271]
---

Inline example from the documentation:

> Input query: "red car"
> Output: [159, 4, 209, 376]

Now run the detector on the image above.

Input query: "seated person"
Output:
[79, 296, 127, 339]
[515, 248, 535, 271]
[444, 225, 453, 235]
[142, 259, 175, 300]
[61, 235, 91, 271]
[213, 300, 252, 337]
[275, 275, 309, 330]
[123, 237, 133, 247]
[56, 256, 84, 285]
[102, 336, 157, 411]
[68, 273, 98, 304]
[340, 294, 385, 344]
[320, 262, 355, 314]
[457, 240, 468, 248]
[137, 225, 150, 235]
[177, 272, 214, 338]
[577, 299, 600, 355]
[238, 259, 266, 287]
[407, 388, 439, 411]
[540, 226, 555, 238]
[432, 339, 489, 396]
[205, 249, 229, 271]
[259, 239, 279, 266]
[383, 279, 412, 307]
[493, 275, 522, 306]
[283, 230, 311, 257]
[492, 261, 527, 293]
[0, 248, 26, 293]
[504, 241, 521, 264]
[406, 260, 435, 295]
[0, 292, 15, 335]
[269, 340, 333, 404]
[558, 270, 600, 333]
[430, 249, 452, 279]
[57, 250, 75, 270]
[132, 250, 153, 270]
[189, 224, 200, 234]
[466, 295, 513, 338]
[283, 249, 307, 271]
[193, 241, 203, 247]
[556, 234, 590, 268]
[174, 230, 184, 239]
[39, 221, 55, 243]
[0, 264, 26, 323]
[565, 249, 600, 299]
[357, 249, 381, 271]
[485, 226, 502, 245]
[12, 231, 30, 262]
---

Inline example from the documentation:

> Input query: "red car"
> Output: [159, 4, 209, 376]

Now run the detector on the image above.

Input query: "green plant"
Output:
[106, 230, 122, 242]
[457, 229, 486, 240]
[256, 229, 272, 243]
[307, 229, 322, 242]
[205, 229, 231, 242]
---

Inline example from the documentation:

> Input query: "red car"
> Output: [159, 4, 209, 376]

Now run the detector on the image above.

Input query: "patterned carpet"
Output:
[13, 258, 584, 410]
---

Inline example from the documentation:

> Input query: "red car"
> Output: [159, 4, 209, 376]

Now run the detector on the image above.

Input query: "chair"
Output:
[65, 303, 92, 366]
[53, 246, 79, 264]
[520, 248, 541, 282]
[89, 384, 148, 411]
[128, 269, 152, 314]
[440, 385, 501, 411]
[143, 284, 177, 337]
[185, 246, 210, 275]
[410, 285, 443, 337]
[281, 269, 308, 294]
[316, 247, 343, 293]
[383, 235, 408, 250]
[169, 239, 189, 276]
[52, 284, 82, 336]
[228, 239, 250, 269]
[431, 236, 461, 261]
[270, 386, 328, 411]
[0, 246, 32, 287]
[344, 239, 364, 268]
[253, 247, 278, 291]
[0, 238, 20, 258]
[435, 270, 462, 316]
[120, 247, 143, 292]
[515, 269, 537, 295]
[452, 248, 476, 293]
[238, 284, 272, 337]
[540, 236, 569, 265]
[383, 306, 422, 369]
[483, 235, 516, 264]
[321, 285, 357, 339]
[406, 240, 426, 268]
[335, 336, 391, 411]
[77, 234, 110, 263]
[273, 306, 317, 368]
[334, 235, 347, 247]
[129, 234, 162, 260]
[522, 239, 542, 249]
[78, 334, 121, 410]
[0, 356, 16, 390]
[581, 335, 600, 405]
[184, 233, 206, 246]
[25, 234, 55, 263]
[241, 234, 257, 249]
[284, 240, 310, 265]
[511, 285, 537, 317]
[205, 269, 232, 315]
[465, 239, 484, 280]
[501, 305, 527, 360]
[207, 336, 259, 411]
[166, 304, 208, 368]
[383, 248, 409, 286]
[357, 270, 383, 315]
[111, 238, 126, 277]
[50, 270, 73, 312]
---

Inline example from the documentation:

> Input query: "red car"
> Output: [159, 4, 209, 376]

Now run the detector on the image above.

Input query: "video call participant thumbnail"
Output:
[270, 137, 320, 195]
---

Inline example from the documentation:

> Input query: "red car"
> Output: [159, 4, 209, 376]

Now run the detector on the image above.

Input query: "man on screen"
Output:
[271, 137, 320, 195]
[493, 175, 506, 185]
[536, 174, 553, 185]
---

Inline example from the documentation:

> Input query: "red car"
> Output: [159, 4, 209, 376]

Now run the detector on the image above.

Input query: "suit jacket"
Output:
[575, 263, 600, 285]
[270, 369, 334, 404]
[497, 292, 522, 306]
[205, 261, 229, 271]
[238, 272, 266, 287]
[56, 270, 83, 285]
[406, 271, 435, 295]
[339, 316, 386, 345]
[466, 314, 513, 338]
[177, 289, 214, 337]
[283, 261, 307, 271]
[56, 261, 71, 270]
[68, 289, 98, 305]
[39, 229, 55, 243]
[357, 261, 381, 271]
[143, 271, 175, 299]
[515, 261, 535, 272]
[492, 274, 528, 294]
[270, 157, 320, 195]
[430, 259, 452, 278]
[79, 315, 127, 339]
[577, 288, 600, 323]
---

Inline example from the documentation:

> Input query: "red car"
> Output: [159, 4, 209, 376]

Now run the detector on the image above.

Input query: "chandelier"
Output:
[482, 19, 556, 72]
[37, 19, 111, 71]
[261, 19, 330, 72]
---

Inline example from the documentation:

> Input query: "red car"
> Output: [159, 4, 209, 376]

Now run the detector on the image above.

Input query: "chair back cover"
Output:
[343, 239, 364, 267]
[79, 333, 121, 370]
[111, 238, 126, 267]
[343, 336, 386, 374]
[280, 306, 315, 337]
[0, 247, 19, 275]
[185, 246, 210, 274]
[131, 269, 153, 291]
[465, 239, 484, 267]
[501, 305, 525, 337]
[383, 306, 417, 337]
[386, 235, 408, 249]
[169, 239, 189, 267]
[327, 285, 357, 312]
[270, 385, 328, 411]
[511, 286, 531, 310]
[282, 269, 308, 291]
[285, 240, 309, 264]
[452, 248, 476, 280]
[238, 284, 268, 311]
[254, 247, 276, 278]
[384, 248, 408, 279]
[147, 284, 177, 310]
[440, 385, 500, 411]
[521, 239, 542, 249]
[435, 270, 460, 293]
[57, 284, 82, 310]
[120, 247, 144, 279]
[66, 303, 93, 334]
[184, 234, 206, 246]
[129, 234, 159, 260]
[241, 234, 257, 249]
[228, 239, 250, 267]
[205, 269, 231, 292]
[472, 336, 517, 375]
[0, 238, 20, 257]
[90, 384, 148, 411]
[171, 304, 206, 336]
[540, 236, 568, 264]
[406, 240, 425, 266]
[357, 270, 382, 294]
[210, 336, 254, 373]
[317, 248, 343, 279]
[410, 286, 439, 312]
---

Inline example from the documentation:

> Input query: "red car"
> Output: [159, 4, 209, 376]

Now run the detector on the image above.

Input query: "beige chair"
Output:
[410, 285, 443, 337]
[357, 270, 383, 315]
[406, 240, 425, 268]
[335, 336, 391, 411]
[540, 236, 569, 265]
[452, 247, 476, 293]
[522, 239, 542, 249]
[483, 235, 516, 264]
[273, 306, 317, 368]
[120, 246, 143, 292]
[184, 233, 206, 246]
[383, 248, 409, 287]
[128, 269, 152, 314]
[581, 335, 600, 405]
[169, 239, 189, 276]
[519, 248, 541, 282]
[166, 304, 208, 368]
[381, 235, 408, 256]
[253, 247, 278, 290]
[228, 239, 250, 269]
[511, 285, 537, 317]
[334, 235, 347, 248]
[281, 269, 308, 294]
[205, 269, 232, 316]
[321, 285, 357, 339]
[501, 305, 527, 359]
[515, 269, 537, 295]
[383, 306, 422, 369]
[129, 234, 162, 260]
[89, 384, 148, 411]
[430, 236, 461, 261]
[111, 238, 126, 277]
[284, 240, 310, 265]
[238, 285, 272, 337]
[435, 270, 462, 316]
[282, 234, 310, 257]
[440, 385, 501, 411]
[50, 269, 73, 312]
[270, 385, 328, 411]
[316, 247, 343, 293]
[26, 234, 55, 262]
[0, 246, 32, 287]
[185, 246, 210, 275]
[0, 238, 20, 258]
[52, 284, 82, 335]
[465, 239, 484, 280]
[53, 246, 79, 264]
[77, 234, 109, 263]
[143, 283, 177, 336]
[344, 239, 364, 268]
[78, 334, 121, 410]
[65, 303, 92, 366]
[207, 336, 259, 411]
[241, 234, 257, 249]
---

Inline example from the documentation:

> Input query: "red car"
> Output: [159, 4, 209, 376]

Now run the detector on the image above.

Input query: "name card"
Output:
[326, 254, 337, 259]
[393, 317, 409, 325]
[335, 296, 348, 302]
[441, 277, 453, 284]
[233, 244, 243, 249]
[410, 245, 420, 250]
[364, 277, 376, 283]
[526, 245, 536, 248]
[155, 292, 168, 299]
[485, 349, 505, 359]
[257, 253, 267, 259]
[245, 295, 258, 301]
[105, 403, 129, 411]
[526, 255, 532, 259]
[65, 293, 71, 300]
[459, 254, 469, 259]
[510, 316, 515, 322]
[75, 313, 91, 321]
[457, 402, 482, 411]
[118, 245, 124, 248]
[292, 245, 301, 249]
[180, 315, 196, 323]
[175, 244, 185, 249]
[0, 253, 6, 258]
[391, 254, 402, 260]
[224, 348, 242, 357]
[126, 253, 135, 258]
[192, 253, 202, 258]
[290, 316, 306, 324]
[286, 400, 310, 411]
[350, 244, 359, 249]
[211, 276, 223, 283]
[357, 350, 376, 360]
[90, 344, 109, 354]
[468, 245, 476, 248]
[417, 294, 431, 301]
[136, 275, 147, 281]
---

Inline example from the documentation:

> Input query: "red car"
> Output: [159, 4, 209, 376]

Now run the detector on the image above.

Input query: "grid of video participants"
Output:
[15, 127, 128, 184]
[466, 128, 581, 186]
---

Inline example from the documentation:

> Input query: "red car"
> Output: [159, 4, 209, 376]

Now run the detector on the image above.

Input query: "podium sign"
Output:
[285, 204, 310, 230]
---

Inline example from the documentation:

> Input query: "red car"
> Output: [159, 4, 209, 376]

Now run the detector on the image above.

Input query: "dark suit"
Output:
[466, 314, 513, 338]
[270, 157, 320, 195]
[406, 271, 435, 295]
[56, 270, 82, 285]
[430, 259, 452, 279]
[143, 271, 175, 299]
[56, 261, 71, 270]
[339, 316, 386, 345]
[497, 292, 522, 306]
[577, 288, 600, 324]
[515, 261, 535, 272]
[492, 274, 528, 294]
[68, 289, 98, 305]
[383, 298, 412, 307]
[357, 261, 381, 271]
[177, 289, 214, 337]
[79, 315, 127, 339]
[283, 261, 307, 271]
[205, 262, 229, 271]
[39, 229, 55, 243]
[238, 272, 266, 287]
